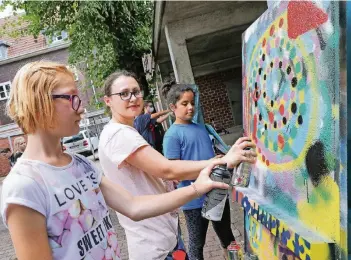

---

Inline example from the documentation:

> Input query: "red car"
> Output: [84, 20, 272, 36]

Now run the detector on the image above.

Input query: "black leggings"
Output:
[183, 200, 235, 260]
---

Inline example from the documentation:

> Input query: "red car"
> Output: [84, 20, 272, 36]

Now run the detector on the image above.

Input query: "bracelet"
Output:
[191, 183, 201, 197]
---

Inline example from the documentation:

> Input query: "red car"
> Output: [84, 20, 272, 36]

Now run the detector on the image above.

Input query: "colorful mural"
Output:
[238, 1, 347, 259]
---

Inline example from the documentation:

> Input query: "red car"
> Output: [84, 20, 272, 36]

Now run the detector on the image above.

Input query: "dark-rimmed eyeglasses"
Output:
[110, 90, 144, 101]
[52, 94, 82, 111]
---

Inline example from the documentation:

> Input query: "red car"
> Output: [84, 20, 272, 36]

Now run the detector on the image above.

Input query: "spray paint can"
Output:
[201, 165, 232, 221]
[244, 253, 259, 260]
[231, 147, 252, 187]
[227, 242, 241, 260]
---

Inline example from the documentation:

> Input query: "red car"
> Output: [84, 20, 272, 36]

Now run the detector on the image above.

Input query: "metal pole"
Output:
[91, 80, 99, 104]
[84, 109, 96, 161]
[7, 136, 13, 152]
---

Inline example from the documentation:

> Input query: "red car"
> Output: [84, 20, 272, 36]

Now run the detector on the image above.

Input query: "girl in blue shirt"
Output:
[162, 82, 256, 260]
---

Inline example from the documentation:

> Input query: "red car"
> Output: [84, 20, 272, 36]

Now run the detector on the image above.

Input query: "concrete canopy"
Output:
[152, 1, 267, 80]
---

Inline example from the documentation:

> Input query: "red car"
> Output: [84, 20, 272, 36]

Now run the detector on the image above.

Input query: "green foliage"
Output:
[144, 75, 158, 102]
[0, 1, 153, 106]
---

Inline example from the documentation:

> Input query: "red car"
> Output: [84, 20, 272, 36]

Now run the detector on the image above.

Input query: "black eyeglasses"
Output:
[110, 90, 144, 101]
[52, 94, 82, 111]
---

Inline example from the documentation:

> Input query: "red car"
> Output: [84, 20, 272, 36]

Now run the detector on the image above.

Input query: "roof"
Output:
[0, 15, 68, 60]
[0, 40, 10, 47]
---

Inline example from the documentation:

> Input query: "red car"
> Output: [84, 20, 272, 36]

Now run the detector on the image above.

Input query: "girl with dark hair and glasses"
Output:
[1, 61, 230, 260]
[99, 71, 256, 259]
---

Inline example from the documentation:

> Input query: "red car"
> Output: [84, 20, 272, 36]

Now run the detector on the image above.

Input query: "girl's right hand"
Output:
[221, 137, 257, 168]
[193, 163, 229, 195]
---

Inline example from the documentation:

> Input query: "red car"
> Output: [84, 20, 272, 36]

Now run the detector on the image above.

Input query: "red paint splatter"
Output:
[262, 38, 266, 47]
[287, 1, 328, 39]
[279, 18, 284, 28]
[262, 155, 266, 162]
[270, 25, 275, 36]
[258, 148, 261, 154]
[266, 160, 270, 166]
[278, 134, 285, 149]
[253, 114, 258, 143]
[269, 112, 274, 124]
[279, 104, 285, 116]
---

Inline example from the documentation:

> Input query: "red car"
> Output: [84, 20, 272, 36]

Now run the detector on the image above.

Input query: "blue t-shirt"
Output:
[163, 123, 215, 210]
[134, 114, 157, 148]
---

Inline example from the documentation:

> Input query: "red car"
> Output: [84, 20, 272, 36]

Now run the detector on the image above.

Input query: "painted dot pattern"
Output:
[246, 14, 311, 166]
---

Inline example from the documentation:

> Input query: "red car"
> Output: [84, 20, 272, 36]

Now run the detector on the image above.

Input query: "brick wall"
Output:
[195, 68, 241, 129]
[0, 155, 11, 177]
[0, 16, 47, 59]
[0, 134, 27, 150]
[0, 47, 94, 126]
[0, 134, 27, 177]
[6, 34, 47, 58]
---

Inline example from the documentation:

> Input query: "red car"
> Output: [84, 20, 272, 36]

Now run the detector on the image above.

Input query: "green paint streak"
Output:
[257, 130, 262, 138]
[309, 191, 318, 204]
[295, 170, 308, 187]
[301, 169, 309, 180]
[275, 193, 298, 217]
[299, 103, 306, 115]
[297, 76, 307, 91]
[295, 62, 301, 73]
[325, 152, 336, 171]
[273, 141, 278, 152]
[286, 41, 291, 50]
[316, 81, 334, 155]
[289, 47, 296, 60]
[290, 126, 297, 139]
[280, 38, 284, 46]
[273, 238, 279, 256]
[282, 141, 290, 153]
[309, 181, 332, 204]
[264, 137, 269, 148]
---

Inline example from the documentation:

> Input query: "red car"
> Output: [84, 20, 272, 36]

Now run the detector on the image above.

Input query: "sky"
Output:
[0, 4, 24, 19]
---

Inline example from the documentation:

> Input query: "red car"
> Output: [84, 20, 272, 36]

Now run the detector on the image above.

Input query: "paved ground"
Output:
[0, 154, 244, 260]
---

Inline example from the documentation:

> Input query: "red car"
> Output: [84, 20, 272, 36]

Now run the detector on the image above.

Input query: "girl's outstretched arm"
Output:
[100, 162, 228, 221]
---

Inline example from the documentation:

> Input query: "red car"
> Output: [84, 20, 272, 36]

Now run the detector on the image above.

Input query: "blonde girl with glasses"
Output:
[12, 136, 26, 163]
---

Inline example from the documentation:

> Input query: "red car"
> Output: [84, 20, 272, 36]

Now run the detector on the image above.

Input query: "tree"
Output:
[0, 1, 153, 108]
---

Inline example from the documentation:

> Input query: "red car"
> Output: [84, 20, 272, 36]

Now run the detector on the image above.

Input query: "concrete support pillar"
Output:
[164, 24, 195, 84]
[7, 136, 13, 152]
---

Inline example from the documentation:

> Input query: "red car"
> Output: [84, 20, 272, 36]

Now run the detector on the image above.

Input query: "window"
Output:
[0, 46, 8, 60]
[51, 31, 69, 44]
[0, 81, 11, 100]
[62, 133, 84, 144]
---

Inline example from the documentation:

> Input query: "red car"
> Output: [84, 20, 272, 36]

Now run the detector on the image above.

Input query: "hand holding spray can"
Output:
[231, 147, 252, 188]
[201, 165, 232, 221]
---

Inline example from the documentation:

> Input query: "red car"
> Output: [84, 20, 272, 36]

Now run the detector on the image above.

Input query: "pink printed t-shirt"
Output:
[1, 154, 121, 260]
[98, 121, 178, 260]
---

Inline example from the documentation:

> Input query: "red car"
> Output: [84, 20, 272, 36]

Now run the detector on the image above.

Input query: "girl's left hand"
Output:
[193, 163, 229, 195]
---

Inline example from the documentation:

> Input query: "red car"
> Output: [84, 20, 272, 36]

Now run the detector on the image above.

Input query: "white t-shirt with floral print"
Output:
[1, 154, 120, 260]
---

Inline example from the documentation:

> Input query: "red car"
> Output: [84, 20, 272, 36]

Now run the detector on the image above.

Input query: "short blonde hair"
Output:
[14, 136, 25, 152]
[7, 61, 74, 134]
